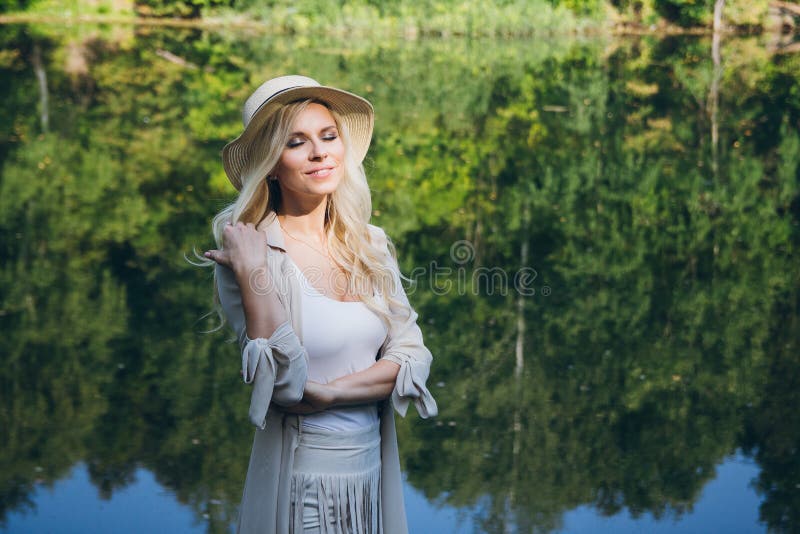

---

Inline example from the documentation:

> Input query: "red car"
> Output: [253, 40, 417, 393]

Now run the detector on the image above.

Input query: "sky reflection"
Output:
[2, 453, 764, 534]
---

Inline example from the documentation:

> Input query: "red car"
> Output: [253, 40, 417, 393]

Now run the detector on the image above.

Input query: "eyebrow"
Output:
[288, 125, 338, 137]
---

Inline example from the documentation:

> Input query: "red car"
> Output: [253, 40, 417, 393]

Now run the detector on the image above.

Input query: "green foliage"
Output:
[9, 0, 134, 17]
[391, 34, 799, 530]
[217, 0, 585, 37]
[552, 0, 605, 16]
[608, 0, 769, 27]
[135, 0, 231, 18]
[1, 23, 799, 533]
[2, 0, 778, 31]
[0, 0, 33, 14]
[653, 0, 714, 26]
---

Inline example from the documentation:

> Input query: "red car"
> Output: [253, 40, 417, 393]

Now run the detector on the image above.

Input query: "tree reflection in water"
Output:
[0, 24, 798, 533]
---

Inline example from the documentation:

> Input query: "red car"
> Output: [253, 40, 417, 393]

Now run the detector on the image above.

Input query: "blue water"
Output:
[559, 453, 764, 534]
[2, 466, 201, 534]
[2, 453, 763, 533]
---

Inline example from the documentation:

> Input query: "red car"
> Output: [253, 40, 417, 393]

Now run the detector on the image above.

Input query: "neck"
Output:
[278, 195, 328, 239]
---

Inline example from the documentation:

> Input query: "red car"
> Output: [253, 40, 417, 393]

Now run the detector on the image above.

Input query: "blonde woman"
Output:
[203, 75, 438, 534]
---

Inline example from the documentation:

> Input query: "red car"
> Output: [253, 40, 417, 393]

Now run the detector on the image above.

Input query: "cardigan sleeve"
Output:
[371, 226, 438, 419]
[215, 263, 307, 429]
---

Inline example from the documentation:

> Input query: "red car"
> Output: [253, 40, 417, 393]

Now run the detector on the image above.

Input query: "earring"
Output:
[266, 175, 277, 181]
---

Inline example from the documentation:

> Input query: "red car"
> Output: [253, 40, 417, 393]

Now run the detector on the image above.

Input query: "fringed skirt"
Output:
[290, 423, 382, 534]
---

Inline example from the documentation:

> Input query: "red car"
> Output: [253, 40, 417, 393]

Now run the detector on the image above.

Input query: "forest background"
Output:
[1, 0, 799, 532]
[0, 0, 794, 36]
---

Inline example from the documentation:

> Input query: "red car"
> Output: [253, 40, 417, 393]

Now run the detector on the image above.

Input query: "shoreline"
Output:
[0, 12, 791, 37]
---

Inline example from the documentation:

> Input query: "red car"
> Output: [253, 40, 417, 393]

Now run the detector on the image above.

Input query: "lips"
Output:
[305, 166, 336, 178]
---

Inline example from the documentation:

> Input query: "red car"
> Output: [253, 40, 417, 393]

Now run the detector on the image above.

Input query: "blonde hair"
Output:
[198, 99, 409, 329]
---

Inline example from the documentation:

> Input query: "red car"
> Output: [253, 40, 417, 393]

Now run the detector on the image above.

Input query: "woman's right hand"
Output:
[205, 221, 268, 277]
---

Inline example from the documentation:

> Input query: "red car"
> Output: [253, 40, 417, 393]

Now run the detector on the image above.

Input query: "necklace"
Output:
[278, 218, 331, 261]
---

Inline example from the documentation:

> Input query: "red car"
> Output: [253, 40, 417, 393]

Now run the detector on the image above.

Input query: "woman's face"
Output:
[274, 102, 346, 203]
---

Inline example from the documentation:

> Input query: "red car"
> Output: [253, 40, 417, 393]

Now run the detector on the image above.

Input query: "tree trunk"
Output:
[710, 0, 724, 179]
[508, 200, 530, 530]
[32, 45, 49, 134]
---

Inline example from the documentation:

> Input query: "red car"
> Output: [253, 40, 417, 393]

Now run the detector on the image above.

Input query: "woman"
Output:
[203, 75, 438, 534]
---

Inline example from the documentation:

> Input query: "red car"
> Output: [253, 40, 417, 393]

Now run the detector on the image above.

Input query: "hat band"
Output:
[248, 85, 307, 125]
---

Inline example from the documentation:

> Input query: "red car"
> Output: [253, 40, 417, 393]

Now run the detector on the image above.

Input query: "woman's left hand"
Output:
[303, 381, 336, 411]
[277, 381, 337, 414]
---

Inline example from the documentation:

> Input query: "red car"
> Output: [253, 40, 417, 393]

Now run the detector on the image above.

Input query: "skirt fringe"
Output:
[291, 465, 381, 534]
[290, 423, 382, 534]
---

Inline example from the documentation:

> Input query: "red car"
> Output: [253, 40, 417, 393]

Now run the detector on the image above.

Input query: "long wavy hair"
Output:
[197, 98, 409, 329]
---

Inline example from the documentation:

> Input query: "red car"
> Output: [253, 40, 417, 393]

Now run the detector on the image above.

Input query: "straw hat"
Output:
[221, 75, 374, 191]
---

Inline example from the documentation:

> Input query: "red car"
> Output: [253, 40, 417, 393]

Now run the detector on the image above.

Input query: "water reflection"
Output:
[0, 23, 798, 533]
[3, 464, 208, 533]
[0, 455, 764, 534]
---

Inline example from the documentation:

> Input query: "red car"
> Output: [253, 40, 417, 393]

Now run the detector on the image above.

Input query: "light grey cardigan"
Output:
[215, 212, 438, 534]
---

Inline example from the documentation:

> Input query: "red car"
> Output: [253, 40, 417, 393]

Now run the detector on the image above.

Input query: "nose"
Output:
[309, 139, 327, 160]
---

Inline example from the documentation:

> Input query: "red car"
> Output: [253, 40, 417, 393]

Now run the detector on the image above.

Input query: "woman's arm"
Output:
[231, 264, 287, 338]
[371, 226, 438, 418]
[208, 222, 307, 428]
[285, 360, 401, 414]
[207, 222, 287, 338]
[277, 360, 399, 415]
[327, 359, 401, 403]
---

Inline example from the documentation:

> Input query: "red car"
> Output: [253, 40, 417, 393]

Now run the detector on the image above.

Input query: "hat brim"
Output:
[222, 85, 374, 190]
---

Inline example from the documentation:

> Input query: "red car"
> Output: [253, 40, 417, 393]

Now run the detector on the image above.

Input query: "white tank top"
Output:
[289, 258, 388, 431]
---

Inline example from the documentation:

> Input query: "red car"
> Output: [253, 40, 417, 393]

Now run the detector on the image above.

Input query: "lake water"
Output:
[0, 453, 766, 533]
[0, 23, 798, 533]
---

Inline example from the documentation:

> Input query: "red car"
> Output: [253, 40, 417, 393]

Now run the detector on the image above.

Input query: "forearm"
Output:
[327, 359, 401, 406]
[235, 265, 287, 339]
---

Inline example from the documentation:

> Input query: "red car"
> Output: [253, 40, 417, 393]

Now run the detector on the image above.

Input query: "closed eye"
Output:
[286, 132, 338, 148]
[287, 138, 305, 148]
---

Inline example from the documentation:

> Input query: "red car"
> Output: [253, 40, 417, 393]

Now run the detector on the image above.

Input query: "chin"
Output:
[304, 182, 341, 197]
[310, 175, 343, 192]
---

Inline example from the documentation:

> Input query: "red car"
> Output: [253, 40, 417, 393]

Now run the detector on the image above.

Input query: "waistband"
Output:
[292, 421, 381, 475]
